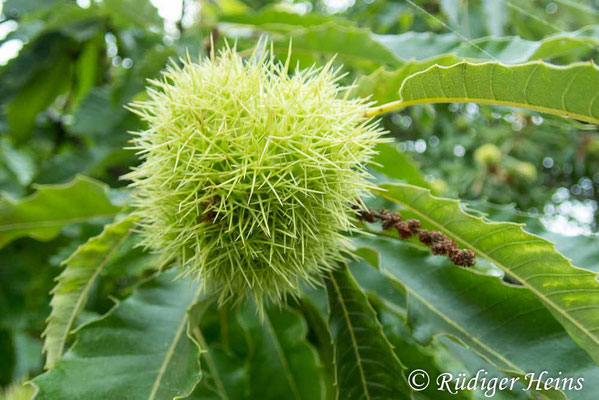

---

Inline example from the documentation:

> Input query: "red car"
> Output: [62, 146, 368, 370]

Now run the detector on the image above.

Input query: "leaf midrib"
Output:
[376, 188, 599, 353]
[263, 310, 302, 400]
[384, 268, 564, 400]
[380, 267, 520, 372]
[327, 270, 371, 400]
[373, 97, 599, 125]
[0, 213, 120, 231]
[56, 231, 131, 364]
[148, 289, 202, 400]
[192, 326, 229, 400]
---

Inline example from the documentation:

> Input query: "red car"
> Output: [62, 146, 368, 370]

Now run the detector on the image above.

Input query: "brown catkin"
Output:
[356, 207, 476, 267]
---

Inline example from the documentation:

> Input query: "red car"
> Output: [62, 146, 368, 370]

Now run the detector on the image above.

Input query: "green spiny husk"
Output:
[124, 44, 385, 308]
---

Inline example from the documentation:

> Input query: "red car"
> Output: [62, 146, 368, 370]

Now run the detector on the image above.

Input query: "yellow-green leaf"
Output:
[42, 215, 137, 369]
[373, 183, 599, 365]
[0, 175, 122, 248]
[367, 61, 599, 125]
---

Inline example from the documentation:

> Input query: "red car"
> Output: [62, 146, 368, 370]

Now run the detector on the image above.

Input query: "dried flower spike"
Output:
[357, 207, 476, 267]
[124, 44, 384, 308]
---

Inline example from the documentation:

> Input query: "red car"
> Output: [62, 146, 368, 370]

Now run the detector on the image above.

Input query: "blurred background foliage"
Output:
[1, 0, 599, 394]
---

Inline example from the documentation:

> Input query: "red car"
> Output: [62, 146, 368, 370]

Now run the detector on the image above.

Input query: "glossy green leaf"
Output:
[6, 55, 71, 141]
[359, 26, 599, 105]
[33, 271, 203, 400]
[0, 175, 122, 248]
[370, 142, 431, 189]
[187, 301, 325, 400]
[238, 303, 326, 400]
[42, 215, 136, 369]
[352, 239, 599, 399]
[0, 139, 37, 187]
[3, 0, 58, 17]
[373, 183, 599, 366]
[482, 0, 506, 36]
[269, 23, 401, 71]
[38, 3, 104, 41]
[185, 303, 248, 400]
[467, 201, 599, 274]
[368, 61, 599, 125]
[104, 0, 162, 29]
[325, 265, 410, 399]
[375, 306, 474, 400]
[292, 297, 335, 390]
[220, 7, 353, 30]
[374, 26, 599, 64]
[356, 55, 463, 104]
[70, 86, 124, 137]
[224, 18, 399, 70]
[71, 36, 103, 109]
[439, 0, 460, 29]
[375, 32, 464, 63]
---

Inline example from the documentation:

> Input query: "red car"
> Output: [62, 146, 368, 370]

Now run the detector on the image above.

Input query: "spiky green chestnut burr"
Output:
[124, 45, 384, 306]
[0, 382, 34, 400]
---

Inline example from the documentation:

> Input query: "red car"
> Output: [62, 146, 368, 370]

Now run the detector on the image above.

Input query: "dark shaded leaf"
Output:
[33, 271, 203, 400]
[0, 175, 122, 248]
[325, 265, 410, 399]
